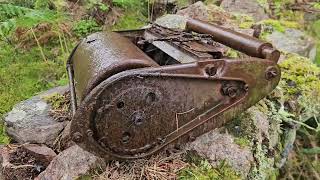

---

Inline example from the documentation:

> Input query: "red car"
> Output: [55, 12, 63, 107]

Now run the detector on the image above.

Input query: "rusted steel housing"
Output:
[67, 19, 281, 160]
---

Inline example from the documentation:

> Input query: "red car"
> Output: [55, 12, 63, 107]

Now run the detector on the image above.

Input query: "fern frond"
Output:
[0, 18, 16, 37]
[0, 3, 32, 20]
[34, 0, 51, 10]
[0, 3, 65, 39]
[15, 10, 60, 27]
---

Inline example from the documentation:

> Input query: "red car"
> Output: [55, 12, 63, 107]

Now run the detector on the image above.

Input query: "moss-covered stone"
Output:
[179, 159, 241, 180]
[225, 48, 240, 58]
[279, 54, 320, 120]
[176, 0, 191, 8]
[257, 19, 301, 39]
[312, 2, 320, 10]
[234, 137, 251, 148]
[310, 19, 320, 65]
[232, 13, 255, 29]
[44, 93, 66, 109]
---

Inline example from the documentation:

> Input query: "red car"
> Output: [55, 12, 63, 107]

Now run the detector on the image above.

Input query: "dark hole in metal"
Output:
[135, 118, 143, 125]
[87, 39, 97, 44]
[142, 44, 180, 65]
[122, 132, 131, 144]
[146, 92, 157, 103]
[208, 51, 223, 59]
[117, 101, 125, 109]
[205, 66, 217, 76]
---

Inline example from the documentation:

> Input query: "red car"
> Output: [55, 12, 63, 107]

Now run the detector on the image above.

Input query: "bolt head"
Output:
[205, 65, 217, 77]
[189, 135, 196, 141]
[72, 132, 83, 143]
[265, 66, 278, 80]
[87, 129, 93, 137]
[222, 86, 238, 98]
[244, 84, 249, 92]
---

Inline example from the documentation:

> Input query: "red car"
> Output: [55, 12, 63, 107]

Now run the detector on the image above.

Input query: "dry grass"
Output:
[93, 150, 188, 180]
[45, 91, 72, 122]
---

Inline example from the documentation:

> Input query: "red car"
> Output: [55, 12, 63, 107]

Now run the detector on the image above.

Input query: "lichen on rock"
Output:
[279, 53, 320, 121]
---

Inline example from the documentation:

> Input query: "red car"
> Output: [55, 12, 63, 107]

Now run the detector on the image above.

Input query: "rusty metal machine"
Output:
[67, 19, 281, 160]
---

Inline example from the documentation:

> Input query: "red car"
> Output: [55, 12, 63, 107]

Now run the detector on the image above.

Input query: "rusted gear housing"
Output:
[67, 19, 281, 160]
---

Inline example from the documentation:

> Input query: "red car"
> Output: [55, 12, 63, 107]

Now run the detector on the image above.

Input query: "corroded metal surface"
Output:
[71, 32, 159, 101]
[186, 19, 281, 62]
[68, 19, 281, 160]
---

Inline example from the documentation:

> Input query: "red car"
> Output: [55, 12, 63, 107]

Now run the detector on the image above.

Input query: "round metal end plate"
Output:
[93, 86, 167, 155]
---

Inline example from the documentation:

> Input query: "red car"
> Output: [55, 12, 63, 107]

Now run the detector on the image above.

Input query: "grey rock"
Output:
[22, 144, 57, 166]
[155, 14, 187, 29]
[304, 11, 320, 23]
[157, 14, 254, 39]
[266, 29, 317, 61]
[221, 0, 269, 21]
[186, 129, 254, 177]
[185, 104, 283, 178]
[177, 1, 210, 21]
[36, 145, 106, 180]
[4, 86, 69, 147]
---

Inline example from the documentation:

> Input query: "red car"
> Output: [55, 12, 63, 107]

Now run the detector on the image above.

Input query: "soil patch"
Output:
[3, 147, 47, 180]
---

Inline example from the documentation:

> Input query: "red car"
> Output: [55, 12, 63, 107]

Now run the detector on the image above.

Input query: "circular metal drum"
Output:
[70, 32, 159, 101]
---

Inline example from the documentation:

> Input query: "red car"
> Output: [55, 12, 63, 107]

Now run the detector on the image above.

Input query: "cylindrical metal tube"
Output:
[70, 32, 159, 101]
[186, 19, 280, 61]
[67, 64, 77, 116]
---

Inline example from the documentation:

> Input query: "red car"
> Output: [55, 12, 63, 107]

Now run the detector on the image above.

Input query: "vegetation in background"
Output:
[253, 1, 320, 178]
[0, 0, 70, 143]
[73, 19, 102, 37]
[0, 0, 149, 144]
[310, 19, 320, 65]
[278, 55, 320, 179]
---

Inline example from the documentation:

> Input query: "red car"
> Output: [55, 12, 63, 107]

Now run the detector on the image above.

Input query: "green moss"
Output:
[44, 93, 68, 110]
[232, 13, 255, 29]
[279, 54, 320, 120]
[248, 137, 276, 180]
[204, 0, 219, 5]
[176, 0, 190, 8]
[225, 48, 240, 58]
[260, 19, 298, 33]
[179, 159, 241, 180]
[310, 20, 320, 65]
[312, 2, 320, 10]
[0, 42, 68, 144]
[234, 137, 251, 148]
[280, 20, 301, 29]
[258, 19, 301, 40]
[316, 43, 320, 66]
[227, 99, 283, 179]
[181, 152, 241, 179]
[76, 175, 93, 180]
[256, 0, 268, 8]
[0, 46, 66, 114]
[0, 121, 10, 144]
[112, 10, 147, 30]
[227, 111, 256, 140]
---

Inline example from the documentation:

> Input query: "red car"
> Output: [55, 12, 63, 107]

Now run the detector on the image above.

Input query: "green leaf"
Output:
[302, 147, 320, 155]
